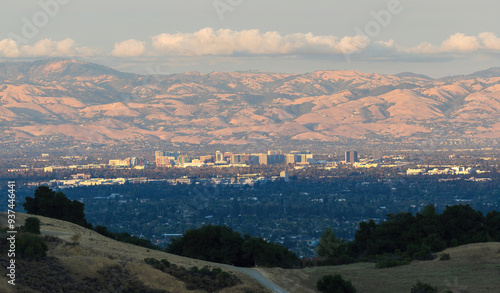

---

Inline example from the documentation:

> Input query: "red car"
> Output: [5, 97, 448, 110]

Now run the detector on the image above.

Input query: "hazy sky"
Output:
[1, 0, 499, 77]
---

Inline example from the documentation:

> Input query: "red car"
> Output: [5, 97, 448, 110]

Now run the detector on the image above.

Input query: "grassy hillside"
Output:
[2, 212, 499, 293]
[0, 212, 269, 293]
[258, 242, 500, 293]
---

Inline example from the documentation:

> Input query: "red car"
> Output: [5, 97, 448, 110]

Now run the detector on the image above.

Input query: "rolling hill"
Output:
[0, 59, 499, 151]
[258, 242, 500, 293]
[0, 212, 270, 293]
[1, 212, 499, 292]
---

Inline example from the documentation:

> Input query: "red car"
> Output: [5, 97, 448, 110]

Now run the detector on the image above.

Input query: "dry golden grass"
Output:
[0, 212, 269, 293]
[259, 242, 500, 293]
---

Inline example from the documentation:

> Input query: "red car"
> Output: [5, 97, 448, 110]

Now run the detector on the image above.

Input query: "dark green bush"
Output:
[145, 258, 240, 292]
[375, 254, 412, 269]
[94, 225, 115, 238]
[317, 274, 356, 293]
[23, 217, 41, 234]
[160, 259, 171, 267]
[17, 233, 48, 259]
[410, 244, 434, 261]
[411, 280, 437, 293]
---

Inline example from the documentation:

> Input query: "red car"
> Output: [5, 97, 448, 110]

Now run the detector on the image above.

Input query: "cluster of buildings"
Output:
[29, 177, 128, 188]
[11, 150, 361, 173]
[406, 166, 477, 176]
[155, 150, 318, 168]
[30, 171, 292, 189]
[108, 157, 147, 168]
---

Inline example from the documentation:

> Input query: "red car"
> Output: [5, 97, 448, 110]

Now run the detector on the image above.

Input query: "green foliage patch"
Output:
[374, 253, 412, 269]
[316, 274, 356, 293]
[23, 186, 91, 228]
[411, 280, 437, 293]
[439, 253, 450, 261]
[347, 204, 498, 260]
[17, 232, 48, 259]
[22, 217, 41, 234]
[167, 224, 299, 268]
[144, 258, 241, 292]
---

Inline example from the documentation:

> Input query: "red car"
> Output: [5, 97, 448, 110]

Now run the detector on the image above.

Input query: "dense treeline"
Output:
[166, 225, 299, 268]
[318, 204, 500, 263]
[351, 204, 500, 257]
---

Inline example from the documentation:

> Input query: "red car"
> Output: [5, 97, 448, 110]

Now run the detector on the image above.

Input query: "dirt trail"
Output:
[220, 265, 289, 293]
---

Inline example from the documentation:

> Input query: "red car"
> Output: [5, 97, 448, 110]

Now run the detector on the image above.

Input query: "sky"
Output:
[0, 0, 499, 78]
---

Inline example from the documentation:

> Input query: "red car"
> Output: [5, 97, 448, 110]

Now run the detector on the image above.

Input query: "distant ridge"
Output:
[468, 67, 500, 78]
[394, 72, 434, 80]
[0, 58, 137, 82]
[0, 59, 499, 149]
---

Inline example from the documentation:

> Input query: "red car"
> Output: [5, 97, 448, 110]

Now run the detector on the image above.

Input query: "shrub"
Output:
[375, 254, 412, 269]
[23, 217, 41, 234]
[70, 233, 81, 244]
[17, 233, 48, 259]
[160, 259, 171, 267]
[316, 274, 356, 293]
[411, 281, 437, 293]
[439, 253, 450, 261]
[411, 245, 434, 261]
[94, 225, 115, 238]
[145, 258, 240, 292]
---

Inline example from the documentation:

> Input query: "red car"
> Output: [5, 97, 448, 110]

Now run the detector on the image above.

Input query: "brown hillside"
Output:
[0, 212, 269, 293]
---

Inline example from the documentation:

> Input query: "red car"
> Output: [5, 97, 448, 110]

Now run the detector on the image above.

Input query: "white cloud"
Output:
[401, 41, 439, 54]
[479, 32, 500, 50]
[0, 39, 21, 57]
[0, 38, 96, 58]
[393, 33, 498, 55]
[139, 29, 500, 59]
[2, 31, 500, 62]
[150, 27, 369, 56]
[375, 39, 396, 48]
[111, 39, 146, 57]
[440, 33, 481, 52]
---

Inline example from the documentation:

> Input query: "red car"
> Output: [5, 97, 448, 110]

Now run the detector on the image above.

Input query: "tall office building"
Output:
[267, 150, 285, 165]
[257, 153, 268, 165]
[345, 151, 358, 163]
[215, 151, 224, 162]
[177, 155, 191, 166]
[231, 154, 245, 164]
[280, 170, 289, 182]
[156, 156, 171, 167]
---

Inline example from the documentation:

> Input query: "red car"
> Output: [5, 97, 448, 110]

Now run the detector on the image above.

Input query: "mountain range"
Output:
[1, 59, 499, 151]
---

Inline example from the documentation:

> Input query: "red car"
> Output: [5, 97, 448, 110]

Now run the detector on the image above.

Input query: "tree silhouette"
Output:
[23, 186, 90, 228]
